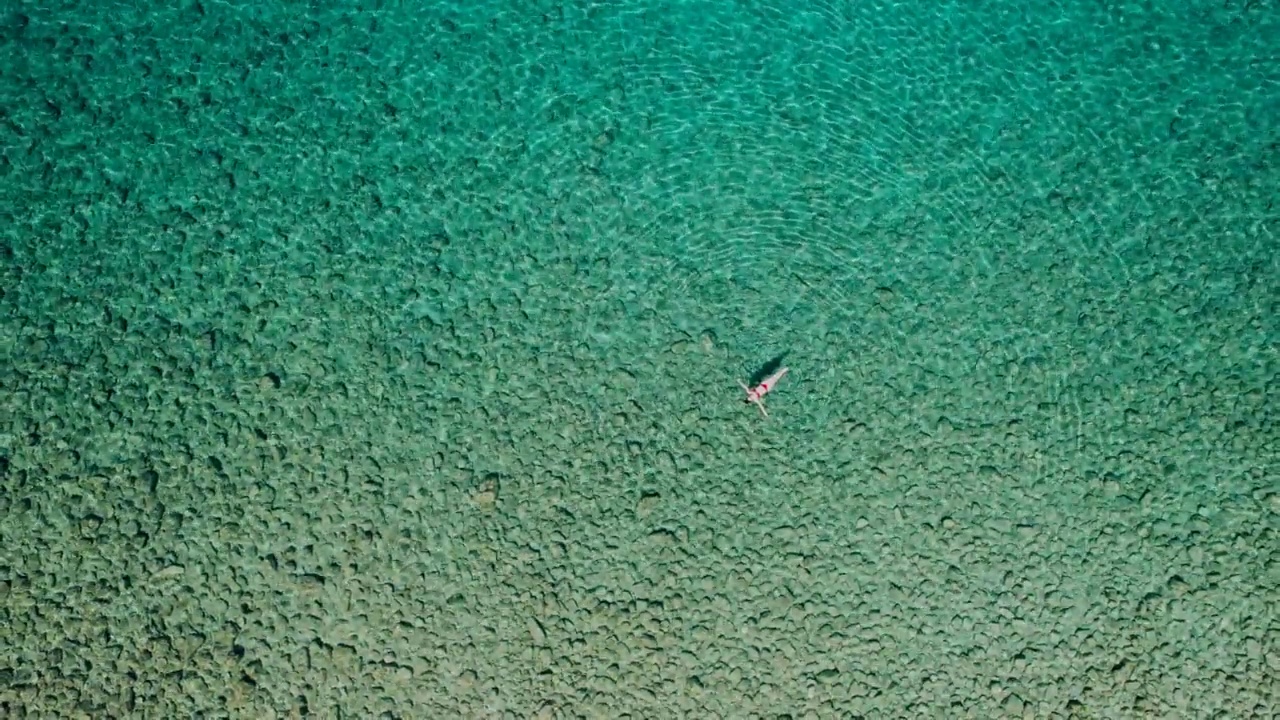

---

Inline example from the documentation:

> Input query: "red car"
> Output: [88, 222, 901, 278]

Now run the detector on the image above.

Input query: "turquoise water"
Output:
[1, 0, 1275, 716]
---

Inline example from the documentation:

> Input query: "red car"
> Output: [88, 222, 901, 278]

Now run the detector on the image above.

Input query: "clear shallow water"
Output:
[1, 0, 1275, 716]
